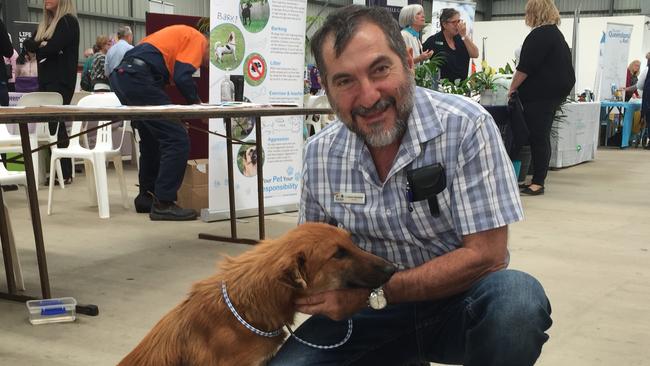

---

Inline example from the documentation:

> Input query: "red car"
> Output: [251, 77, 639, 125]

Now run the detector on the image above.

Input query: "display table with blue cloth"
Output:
[550, 102, 601, 168]
[600, 100, 642, 148]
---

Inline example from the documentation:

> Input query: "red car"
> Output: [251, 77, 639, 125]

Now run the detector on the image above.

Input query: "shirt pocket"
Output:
[404, 188, 455, 242]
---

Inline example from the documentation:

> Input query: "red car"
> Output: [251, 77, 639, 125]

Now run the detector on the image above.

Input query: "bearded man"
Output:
[268, 5, 552, 366]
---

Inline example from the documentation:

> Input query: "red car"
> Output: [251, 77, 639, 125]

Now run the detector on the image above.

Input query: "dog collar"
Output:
[221, 281, 283, 337]
[221, 281, 354, 348]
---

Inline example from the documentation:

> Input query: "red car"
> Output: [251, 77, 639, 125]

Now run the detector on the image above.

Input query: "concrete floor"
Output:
[0, 148, 649, 366]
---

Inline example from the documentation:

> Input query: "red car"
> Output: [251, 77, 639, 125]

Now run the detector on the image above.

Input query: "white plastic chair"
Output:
[0, 164, 27, 291]
[304, 95, 336, 137]
[47, 93, 129, 219]
[120, 120, 140, 170]
[15, 92, 65, 188]
[303, 94, 321, 136]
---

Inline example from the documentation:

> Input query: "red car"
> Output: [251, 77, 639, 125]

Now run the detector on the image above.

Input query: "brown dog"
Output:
[118, 222, 396, 366]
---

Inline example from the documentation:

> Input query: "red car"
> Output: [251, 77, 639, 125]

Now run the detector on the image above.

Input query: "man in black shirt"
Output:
[423, 8, 478, 82]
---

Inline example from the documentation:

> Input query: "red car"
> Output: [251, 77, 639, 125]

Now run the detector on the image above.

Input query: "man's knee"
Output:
[474, 270, 551, 328]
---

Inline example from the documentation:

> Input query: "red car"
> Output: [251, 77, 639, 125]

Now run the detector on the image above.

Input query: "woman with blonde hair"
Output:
[24, 0, 80, 184]
[508, 0, 575, 196]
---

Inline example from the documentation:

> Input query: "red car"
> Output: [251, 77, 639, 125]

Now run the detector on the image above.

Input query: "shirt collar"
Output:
[404, 26, 420, 38]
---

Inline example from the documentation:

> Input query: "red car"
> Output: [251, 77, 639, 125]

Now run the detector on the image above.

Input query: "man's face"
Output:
[321, 22, 415, 148]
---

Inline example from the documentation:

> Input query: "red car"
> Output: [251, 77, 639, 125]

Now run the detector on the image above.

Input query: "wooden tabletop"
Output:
[0, 105, 333, 124]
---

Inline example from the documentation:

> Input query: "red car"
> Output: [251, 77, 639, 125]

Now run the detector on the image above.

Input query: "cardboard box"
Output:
[177, 159, 209, 211]
[177, 184, 208, 212]
[182, 159, 209, 187]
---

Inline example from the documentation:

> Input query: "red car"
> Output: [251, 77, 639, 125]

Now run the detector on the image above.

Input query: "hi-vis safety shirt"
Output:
[126, 25, 206, 103]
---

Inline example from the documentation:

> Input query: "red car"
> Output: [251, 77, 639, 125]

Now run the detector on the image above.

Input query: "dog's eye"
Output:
[333, 247, 348, 259]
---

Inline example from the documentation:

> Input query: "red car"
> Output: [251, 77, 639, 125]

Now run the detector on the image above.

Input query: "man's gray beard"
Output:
[332, 76, 415, 148]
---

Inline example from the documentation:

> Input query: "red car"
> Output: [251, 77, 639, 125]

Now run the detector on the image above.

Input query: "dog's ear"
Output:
[279, 252, 308, 289]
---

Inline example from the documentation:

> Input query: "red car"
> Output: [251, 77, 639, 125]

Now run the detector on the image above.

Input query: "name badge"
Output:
[334, 192, 366, 205]
[434, 41, 444, 46]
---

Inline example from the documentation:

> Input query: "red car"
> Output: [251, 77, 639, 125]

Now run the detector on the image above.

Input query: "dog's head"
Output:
[275, 223, 396, 294]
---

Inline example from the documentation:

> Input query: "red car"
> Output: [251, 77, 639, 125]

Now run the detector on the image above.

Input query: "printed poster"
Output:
[208, 0, 307, 218]
[594, 23, 633, 101]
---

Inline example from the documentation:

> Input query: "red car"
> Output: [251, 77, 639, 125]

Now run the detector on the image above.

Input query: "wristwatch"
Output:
[368, 286, 387, 310]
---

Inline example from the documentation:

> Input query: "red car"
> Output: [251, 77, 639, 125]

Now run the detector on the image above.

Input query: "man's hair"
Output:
[398, 4, 424, 29]
[525, 0, 560, 27]
[439, 8, 459, 27]
[117, 25, 132, 40]
[310, 5, 408, 86]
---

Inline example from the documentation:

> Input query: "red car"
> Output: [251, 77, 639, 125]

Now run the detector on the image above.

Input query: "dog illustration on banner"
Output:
[240, 145, 258, 177]
[117, 223, 396, 366]
[241, 1, 252, 26]
[215, 31, 237, 63]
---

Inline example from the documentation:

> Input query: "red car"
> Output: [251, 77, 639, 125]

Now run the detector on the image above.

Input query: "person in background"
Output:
[308, 64, 321, 95]
[0, 21, 13, 107]
[639, 52, 650, 149]
[109, 24, 209, 221]
[398, 4, 433, 65]
[623, 59, 640, 101]
[269, 5, 551, 365]
[3, 34, 18, 92]
[422, 8, 479, 82]
[90, 35, 111, 91]
[104, 25, 134, 78]
[508, 0, 575, 196]
[1, 20, 18, 192]
[23, 0, 80, 185]
[15, 48, 39, 92]
[80, 46, 96, 91]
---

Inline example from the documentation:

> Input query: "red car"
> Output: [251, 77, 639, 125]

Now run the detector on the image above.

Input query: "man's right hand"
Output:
[295, 288, 371, 321]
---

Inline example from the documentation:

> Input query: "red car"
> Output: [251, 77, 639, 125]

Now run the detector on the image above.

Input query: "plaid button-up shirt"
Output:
[299, 87, 523, 269]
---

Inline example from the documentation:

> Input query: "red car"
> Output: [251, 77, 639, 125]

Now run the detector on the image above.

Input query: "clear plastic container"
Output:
[26, 297, 77, 325]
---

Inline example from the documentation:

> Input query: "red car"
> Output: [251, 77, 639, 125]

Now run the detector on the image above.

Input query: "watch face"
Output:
[369, 291, 387, 309]
[376, 296, 387, 309]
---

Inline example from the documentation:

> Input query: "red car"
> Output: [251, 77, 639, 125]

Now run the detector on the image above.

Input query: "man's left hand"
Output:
[295, 288, 371, 321]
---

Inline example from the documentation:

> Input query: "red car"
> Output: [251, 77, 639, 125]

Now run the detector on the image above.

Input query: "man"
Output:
[268, 6, 551, 366]
[423, 8, 479, 82]
[109, 24, 209, 221]
[104, 25, 133, 78]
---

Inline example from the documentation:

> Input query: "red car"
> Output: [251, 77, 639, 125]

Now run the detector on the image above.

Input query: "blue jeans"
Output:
[269, 269, 551, 366]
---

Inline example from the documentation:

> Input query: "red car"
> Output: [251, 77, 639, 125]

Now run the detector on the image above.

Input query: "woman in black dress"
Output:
[508, 0, 575, 196]
[24, 0, 80, 184]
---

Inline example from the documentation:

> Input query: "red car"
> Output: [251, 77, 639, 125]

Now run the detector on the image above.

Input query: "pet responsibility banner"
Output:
[208, 0, 307, 218]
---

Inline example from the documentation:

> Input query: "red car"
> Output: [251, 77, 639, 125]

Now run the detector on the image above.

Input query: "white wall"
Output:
[473, 15, 650, 94]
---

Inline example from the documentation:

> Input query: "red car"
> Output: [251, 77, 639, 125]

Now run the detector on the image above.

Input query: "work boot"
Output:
[134, 192, 153, 213]
[149, 201, 197, 221]
[1, 185, 19, 192]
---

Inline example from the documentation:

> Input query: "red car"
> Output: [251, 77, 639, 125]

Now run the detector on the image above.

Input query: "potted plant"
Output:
[414, 53, 446, 90]
[439, 77, 470, 96]
[468, 61, 505, 105]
